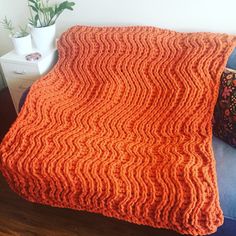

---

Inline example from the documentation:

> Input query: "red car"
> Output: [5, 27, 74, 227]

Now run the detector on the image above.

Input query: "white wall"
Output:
[0, 0, 236, 56]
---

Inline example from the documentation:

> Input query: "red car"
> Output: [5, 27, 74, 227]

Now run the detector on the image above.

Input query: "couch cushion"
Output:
[213, 68, 236, 148]
[226, 48, 236, 69]
[213, 136, 236, 220]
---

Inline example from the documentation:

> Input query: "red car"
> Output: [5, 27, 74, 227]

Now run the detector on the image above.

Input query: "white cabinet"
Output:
[0, 49, 57, 113]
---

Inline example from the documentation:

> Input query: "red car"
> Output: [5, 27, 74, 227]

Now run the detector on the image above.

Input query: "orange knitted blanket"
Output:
[1, 26, 236, 235]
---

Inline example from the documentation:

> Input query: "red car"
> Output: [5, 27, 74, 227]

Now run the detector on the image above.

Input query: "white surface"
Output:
[0, 0, 236, 55]
[0, 49, 57, 113]
[0, 48, 57, 65]
[11, 34, 33, 55]
[30, 24, 56, 52]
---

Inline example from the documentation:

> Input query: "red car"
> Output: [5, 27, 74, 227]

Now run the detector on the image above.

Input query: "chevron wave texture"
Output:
[1, 26, 236, 235]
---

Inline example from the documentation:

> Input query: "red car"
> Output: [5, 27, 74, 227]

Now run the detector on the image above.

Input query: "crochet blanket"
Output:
[1, 26, 236, 235]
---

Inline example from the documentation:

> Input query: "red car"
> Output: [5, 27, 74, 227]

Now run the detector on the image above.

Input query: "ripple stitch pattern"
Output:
[1, 26, 236, 235]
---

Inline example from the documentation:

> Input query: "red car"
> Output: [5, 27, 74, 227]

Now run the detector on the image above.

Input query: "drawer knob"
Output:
[13, 70, 26, 75]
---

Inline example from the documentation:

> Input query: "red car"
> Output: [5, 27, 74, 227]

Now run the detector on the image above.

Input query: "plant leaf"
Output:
[34, 1, 39, 10]
[43, 7, 49, 12]
[28, 0, 36, 4]
[34, 14, 39, 25]
[57, 1, 75, 12]
[49, 7, 55, 19]
[29, 5, 38, 12]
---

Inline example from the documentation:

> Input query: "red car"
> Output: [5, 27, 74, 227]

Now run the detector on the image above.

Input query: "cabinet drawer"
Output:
[0, 49, 57, 114]
[1, 62, 39, 91]
[1, 62, 39, 81]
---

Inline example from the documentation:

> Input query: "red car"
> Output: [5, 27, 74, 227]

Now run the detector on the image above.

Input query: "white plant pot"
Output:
[11, 34, 33, 55]
[30, 24, 56, 52]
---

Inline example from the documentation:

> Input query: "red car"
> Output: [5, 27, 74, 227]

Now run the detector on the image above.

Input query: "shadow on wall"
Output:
[0, 71, 6, 91]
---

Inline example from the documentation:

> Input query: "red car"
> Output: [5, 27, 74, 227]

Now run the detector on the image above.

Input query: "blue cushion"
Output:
[18, 87, 30, 113]
[212, 218, 236, 236]
[226, 48, 236, 69]
[213, 136, 236, 221]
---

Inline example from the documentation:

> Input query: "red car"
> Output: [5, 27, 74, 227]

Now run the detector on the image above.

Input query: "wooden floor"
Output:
[0, 88, 180, 236]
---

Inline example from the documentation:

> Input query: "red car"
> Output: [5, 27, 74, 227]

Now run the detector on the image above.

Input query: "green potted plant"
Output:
[1, 17, 32, 55]
[28, 0, 75, 52]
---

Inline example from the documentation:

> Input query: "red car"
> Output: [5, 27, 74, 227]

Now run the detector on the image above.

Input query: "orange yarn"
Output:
[1, 26, 236, 235]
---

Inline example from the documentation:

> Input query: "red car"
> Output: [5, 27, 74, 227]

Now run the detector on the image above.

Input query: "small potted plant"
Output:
[1, 17, 33, 55]
[28, 0, 75, 52]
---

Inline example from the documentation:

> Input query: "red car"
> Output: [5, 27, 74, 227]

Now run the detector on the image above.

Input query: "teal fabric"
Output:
[213, 136, 236, 220]
[227, 48, 236, 69]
